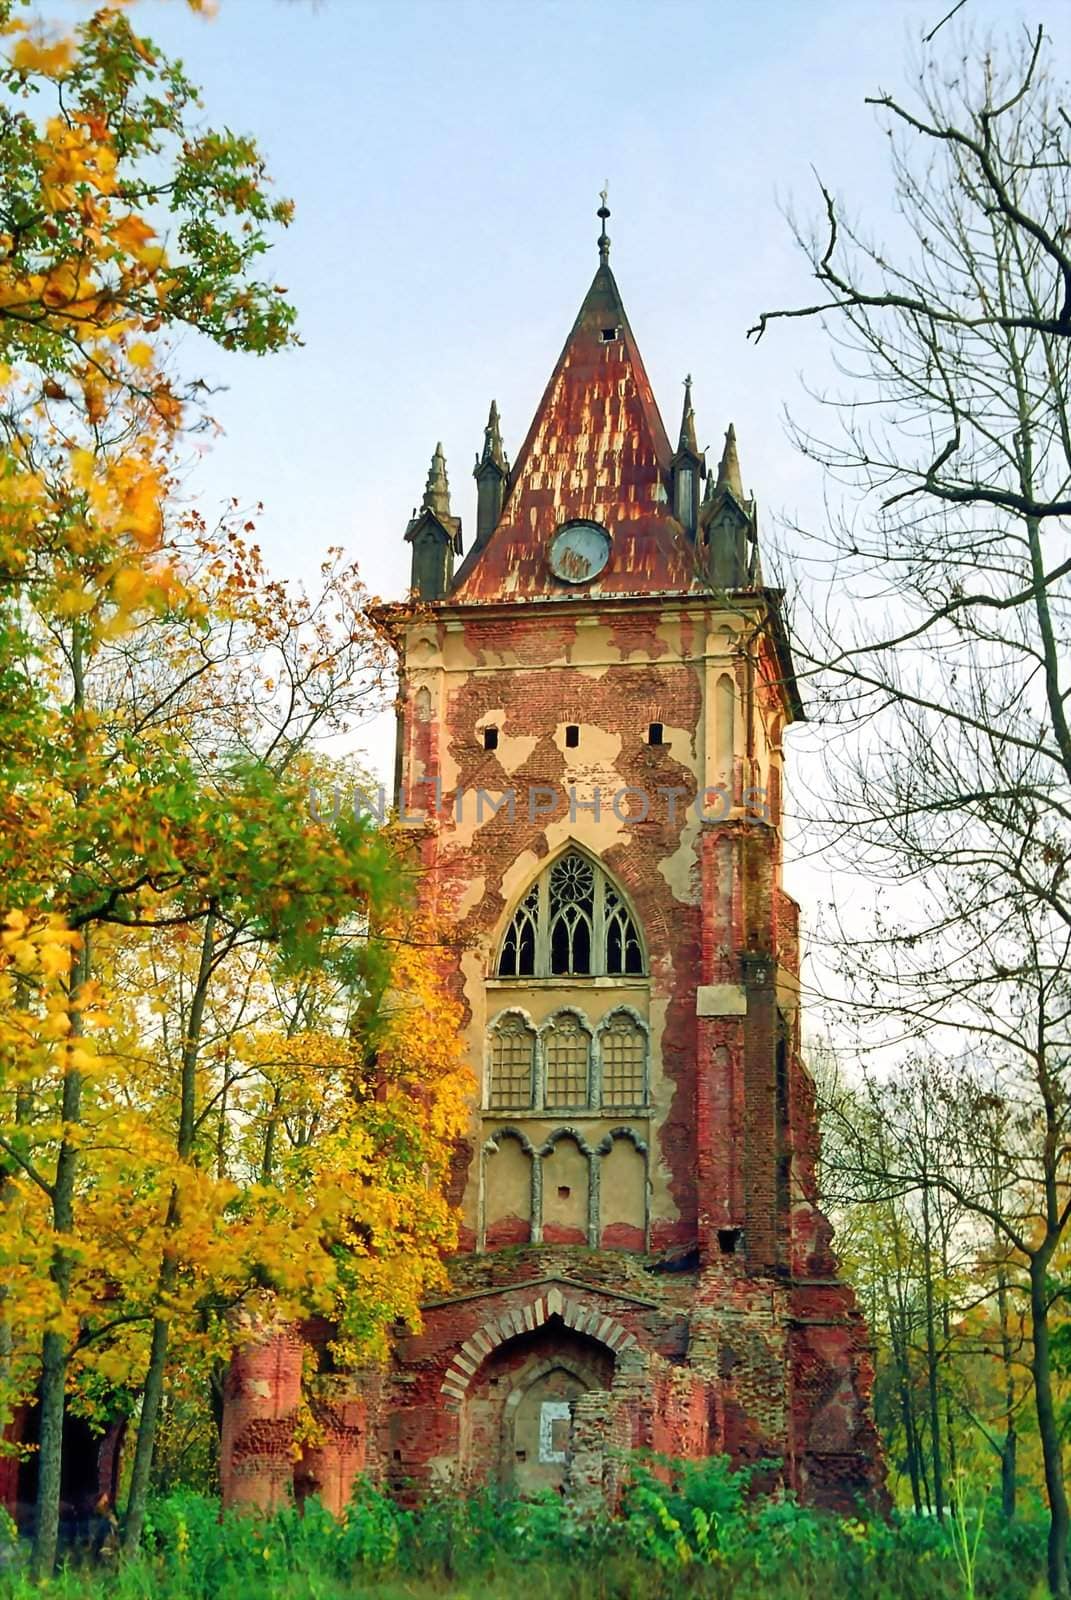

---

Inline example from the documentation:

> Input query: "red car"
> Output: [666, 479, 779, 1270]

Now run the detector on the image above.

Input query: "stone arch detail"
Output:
[595, 1127, 651, 1252]
[479, 1125, 538, 1251]
[537, 1126, 597, 1244]
[501, 1357, 592, 1430]
[594, 1125, 648, 1156]
[440, 1288, 637, 1409]
[536, 1125, 595, 1160]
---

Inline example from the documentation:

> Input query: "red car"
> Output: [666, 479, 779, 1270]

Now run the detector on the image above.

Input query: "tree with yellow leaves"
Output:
[0, 2, 467, 1576]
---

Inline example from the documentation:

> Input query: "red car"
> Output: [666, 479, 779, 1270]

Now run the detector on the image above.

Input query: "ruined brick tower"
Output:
[221, 208, 885, 1515]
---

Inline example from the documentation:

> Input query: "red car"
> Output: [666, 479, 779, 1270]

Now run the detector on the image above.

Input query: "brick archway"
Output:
[440, 1285, 637, 1409]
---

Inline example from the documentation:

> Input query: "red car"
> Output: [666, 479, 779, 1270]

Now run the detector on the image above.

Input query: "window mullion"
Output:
[536, 875, 549, 976]
[594, 868, 606, 975]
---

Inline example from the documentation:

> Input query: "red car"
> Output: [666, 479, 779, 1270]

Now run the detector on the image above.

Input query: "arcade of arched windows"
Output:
[479, 1123, 649, 1252]
[485, 1006, 648, 1114]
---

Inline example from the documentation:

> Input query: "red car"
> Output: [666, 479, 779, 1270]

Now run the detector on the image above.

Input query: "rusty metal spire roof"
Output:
[450, 208, 698, 601]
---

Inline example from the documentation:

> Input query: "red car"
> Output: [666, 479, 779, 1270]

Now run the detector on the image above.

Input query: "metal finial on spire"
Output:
[597, 181, 611, 263]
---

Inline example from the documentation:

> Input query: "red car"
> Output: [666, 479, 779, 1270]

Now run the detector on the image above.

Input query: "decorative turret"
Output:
[405, 443, 463, 600]
[715, 420, 743, 501]
[473, 400, 509, 549]
[670, 375, 705, 536]
[699, 424, 760, 588]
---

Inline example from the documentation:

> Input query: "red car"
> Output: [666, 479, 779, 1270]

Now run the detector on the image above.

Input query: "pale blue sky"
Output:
[82, 0, 1069, 943]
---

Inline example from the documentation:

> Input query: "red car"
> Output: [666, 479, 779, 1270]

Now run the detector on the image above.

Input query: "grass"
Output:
[0, 1458, 1052, 1600]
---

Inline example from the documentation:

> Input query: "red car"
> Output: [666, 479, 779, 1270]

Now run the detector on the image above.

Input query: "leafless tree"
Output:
[751, 25, 1071, 1594]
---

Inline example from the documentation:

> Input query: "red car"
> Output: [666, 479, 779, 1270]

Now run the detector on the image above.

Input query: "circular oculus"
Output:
[547, 520, 611, 584]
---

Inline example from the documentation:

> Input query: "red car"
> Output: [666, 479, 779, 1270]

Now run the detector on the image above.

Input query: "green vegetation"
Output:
[0, 1459, 1051, 1600]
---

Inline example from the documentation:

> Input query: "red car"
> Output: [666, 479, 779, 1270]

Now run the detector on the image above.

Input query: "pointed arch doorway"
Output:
[457, 1315, 616, 1493]
[507, 1360, 590, 1494]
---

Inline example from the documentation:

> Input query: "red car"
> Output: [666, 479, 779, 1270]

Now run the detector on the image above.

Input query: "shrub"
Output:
[0, 1462, 1053, 1600]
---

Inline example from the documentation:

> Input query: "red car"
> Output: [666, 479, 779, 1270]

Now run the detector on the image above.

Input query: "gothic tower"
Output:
[221, 211, 885, 1516]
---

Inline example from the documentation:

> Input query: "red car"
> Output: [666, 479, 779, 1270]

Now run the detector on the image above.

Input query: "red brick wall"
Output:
[218, 597, 887, 1516]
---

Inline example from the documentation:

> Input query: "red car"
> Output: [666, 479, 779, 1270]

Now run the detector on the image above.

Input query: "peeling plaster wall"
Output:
[400, 599, 776, 1253]
[216, 597, 887, 1519]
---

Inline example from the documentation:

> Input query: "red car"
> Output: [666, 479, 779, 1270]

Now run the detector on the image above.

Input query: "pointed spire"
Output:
[715, 423, 744, 502]
[700, 422, 756, 591]
[450, 235, 684, 599]
[597, 183, 611, 264]
[670, 374, 705, 536]
[423, 442, 452, 521]
[678, 374, 698, 456]
[477, 400, 508, 476]
[473, 401, 509, 547]
[406, 442, 462, 599]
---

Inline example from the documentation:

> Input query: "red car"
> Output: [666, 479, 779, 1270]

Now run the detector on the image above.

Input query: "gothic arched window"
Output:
[548, 853, 594, 974]
[487, 1013, 536, 1110]
[543, 1012, 592, 1109]
[498, 883, 538, 977]
[497, 851, 644, 979]
[599, 1011, 648, 1109]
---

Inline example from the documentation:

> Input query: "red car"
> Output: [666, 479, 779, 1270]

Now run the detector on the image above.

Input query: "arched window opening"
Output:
[497, 851, 645, 979]
[498, 884, 538, 978]
[544, 1013, 591, 1109]
[604, 887, 644, 976]
[488, 1014, 536, 1110]
[548, 854, 594, 975]
[600, 1013, 647, 1108]
[716, 673, 735, 784]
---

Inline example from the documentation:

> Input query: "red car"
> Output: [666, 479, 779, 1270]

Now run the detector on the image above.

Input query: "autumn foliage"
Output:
[0, 0, 467, 1574]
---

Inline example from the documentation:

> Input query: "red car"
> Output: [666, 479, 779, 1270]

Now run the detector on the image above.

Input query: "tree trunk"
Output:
[122, 914, 215, 1554]
[1030, 1259, 1069, 1598]
[0, 1017, 31, 1419]
[1001, 1428, 1017, 1524]
[921, 1184, 944, 1519]
[885, 1284, 922, 1515]
[31, 935, 89, 1579]
[121, 1298, 171, 1553]
[996, 1258, 1017, 1520]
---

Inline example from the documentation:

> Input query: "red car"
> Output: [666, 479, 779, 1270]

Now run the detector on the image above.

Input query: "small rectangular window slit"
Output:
[600, 327, 618, 342]
[483, 726, 498, 751]
[647, 722, 664, 746]
[558, 1186, 571, 1200]
[565, 724, 579, 747]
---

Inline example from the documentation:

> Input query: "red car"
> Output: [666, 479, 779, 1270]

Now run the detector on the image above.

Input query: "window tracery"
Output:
[497, 851, 644, 979]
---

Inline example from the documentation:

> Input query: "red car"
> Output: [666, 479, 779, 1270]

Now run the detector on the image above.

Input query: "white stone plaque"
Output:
[538, 1400, 572, 1463]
